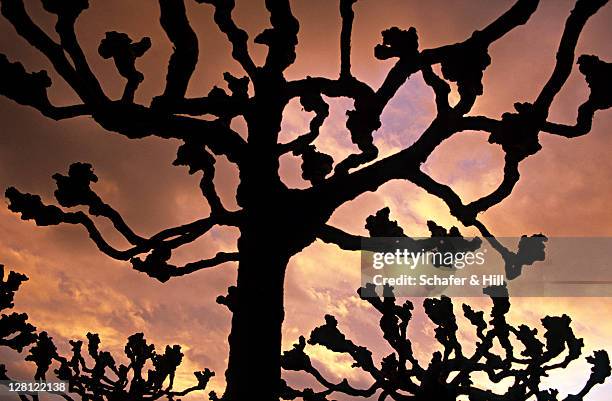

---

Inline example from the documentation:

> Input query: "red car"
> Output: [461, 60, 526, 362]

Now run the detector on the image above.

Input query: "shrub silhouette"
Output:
[0, 265, 214, 400]
[281, 284, 611, 400]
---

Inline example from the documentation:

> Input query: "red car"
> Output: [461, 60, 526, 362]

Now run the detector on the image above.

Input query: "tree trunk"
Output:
[222, 231, 289, 401]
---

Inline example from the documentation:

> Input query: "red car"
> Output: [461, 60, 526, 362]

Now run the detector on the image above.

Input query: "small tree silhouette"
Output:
[0, 0, 611, 399]
[1, 265, 215, 400]
[281, 284, 611, 401]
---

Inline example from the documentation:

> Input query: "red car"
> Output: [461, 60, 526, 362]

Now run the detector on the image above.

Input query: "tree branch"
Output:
[317, 224, 362, 251]
[137, 251, 239, 280]
[257, 0, 300, 74]
[277, 92, 329, 156]
[339, 0, 358, 79]
[421, 65, 451, 113]
[0, 53, 92, 121]
[91, 102, 246, 162]
[158, 0, 199, 103]
[197, 0, 257, 78]
[465, 155, 520, 215]
[0, 0, 97, 103]
[44, 0, 106, 103]
[174, 142, 226, 213]
[5, 167, 242, 282]
[98, 31, 151, 103]
[533, 0, 608, 114]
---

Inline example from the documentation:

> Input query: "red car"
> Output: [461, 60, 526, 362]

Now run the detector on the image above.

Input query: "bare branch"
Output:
[132, 251, 239, 282]
[318, 208, 481, 258]
[0, 53, 91, 120]
[421, 65, 451, 113]
[177, 251, 239, 275]
[278, 93, 335, 186]
[568, 351, 612, 400]
[51, 163, 144, 245]
[332, 0, 541, 173]
[283, 0, 540, 180]
[154, 92, 245, 118]
[287, 76, 374, 100]
[153, 72, 250, 121]
[44, 329, 214, 400]
[197, 0, 257, 78]
[98, 31, 151, 103]
[0, 0, 100, 103]
[0, 0, 249, 163]
[42, 104, 91, 120]
[5, 187, 131, 260]
[533, 0, 608, 114]
[316, 43, 610, 224]
[5, 163, 242, 282]
[339, 0, 358, 79]
[310, 115, 455, 217]
[42, 0, 106, 102]
[91, 102, 246, 162]
[317, 224, 362, 251]
[543, 54, 611, 138]
[282, 336, 379, 397]
[157, 0, 199, 103]
[420, 0, 539, 64]
[174, 142, 225, 213]
[257, 0, 300, 74]
[278, 93, 329, 156]
[465, 156, 520, 215]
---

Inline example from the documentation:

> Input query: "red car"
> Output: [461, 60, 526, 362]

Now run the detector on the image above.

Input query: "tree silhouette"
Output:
[281, 284, 611, 401]
[1, 265, 215, 401]
[0, 0, 611, 400]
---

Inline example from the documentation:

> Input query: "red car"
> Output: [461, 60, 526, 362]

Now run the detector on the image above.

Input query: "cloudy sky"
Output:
[1, 0, 611, 399]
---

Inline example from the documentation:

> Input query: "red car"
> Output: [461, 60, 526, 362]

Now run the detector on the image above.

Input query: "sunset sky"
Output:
[1, 0, 611, 399]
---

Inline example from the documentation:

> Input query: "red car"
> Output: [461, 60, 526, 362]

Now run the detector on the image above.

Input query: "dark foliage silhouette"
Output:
[1, 265, 215, 401]
[0, 0, 611, 400]
[281, 284, 611, 400]
[3, 266, 611, 400]
[0, 265, 36, 355]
